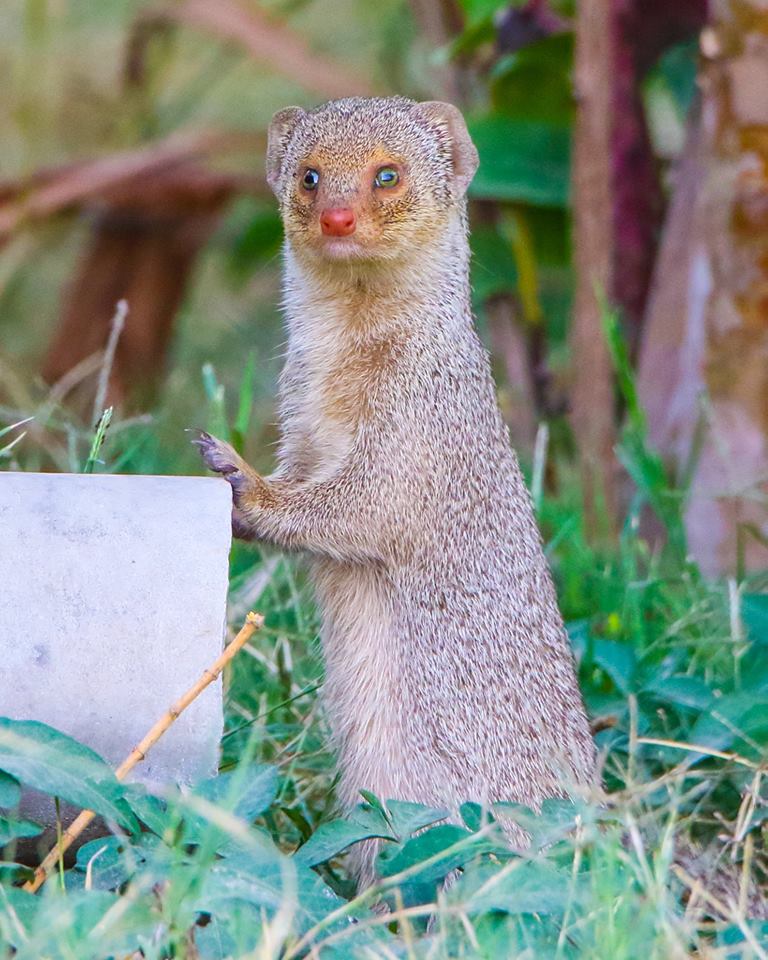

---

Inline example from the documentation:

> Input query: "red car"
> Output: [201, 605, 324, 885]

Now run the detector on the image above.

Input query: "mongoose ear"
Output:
[266, 106, 305, 195]
[417, 101, 479, 196]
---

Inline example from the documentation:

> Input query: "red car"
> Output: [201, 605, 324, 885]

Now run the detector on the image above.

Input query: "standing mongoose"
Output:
[196, 96, 596, 886]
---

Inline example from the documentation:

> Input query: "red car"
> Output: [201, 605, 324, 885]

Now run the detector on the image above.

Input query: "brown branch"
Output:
[569, 0, 617, 538]
[23, 611, 264, 895]
[0, 128, 265, 240]
[130, 0, 376, 100]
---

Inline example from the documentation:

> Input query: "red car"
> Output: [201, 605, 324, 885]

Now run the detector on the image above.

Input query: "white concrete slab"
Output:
[0, 473, 232, 802]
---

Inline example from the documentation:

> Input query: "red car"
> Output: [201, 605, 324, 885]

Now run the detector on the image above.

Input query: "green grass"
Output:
[1, 358, 768, 959]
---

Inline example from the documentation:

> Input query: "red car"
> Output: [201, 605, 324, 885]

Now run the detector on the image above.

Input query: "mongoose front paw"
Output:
[190, 429, 269, 508]
[191, 430, 276, 541]
[191, 430, 244, 478]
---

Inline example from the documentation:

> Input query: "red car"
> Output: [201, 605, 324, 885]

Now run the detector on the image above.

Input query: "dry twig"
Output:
[92, 300, 128, 426]
[0, 128, 263, 240]
[23, 611, 264, 895]
[569, 0, 617, 537]
[636, 736, 760, 770]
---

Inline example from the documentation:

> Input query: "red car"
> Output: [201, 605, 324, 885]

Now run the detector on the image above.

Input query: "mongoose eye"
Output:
[302, 168, 320, 191]
[374, 166, 399, 188]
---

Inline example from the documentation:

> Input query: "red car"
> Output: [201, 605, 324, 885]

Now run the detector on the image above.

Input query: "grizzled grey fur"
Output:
[196, 96, 596, 887]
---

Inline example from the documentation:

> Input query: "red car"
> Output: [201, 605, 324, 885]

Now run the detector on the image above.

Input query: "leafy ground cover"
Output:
[2, 349, 768, 959]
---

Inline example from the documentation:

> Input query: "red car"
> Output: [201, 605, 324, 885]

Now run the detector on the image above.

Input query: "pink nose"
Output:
[320, 207, 356, 237]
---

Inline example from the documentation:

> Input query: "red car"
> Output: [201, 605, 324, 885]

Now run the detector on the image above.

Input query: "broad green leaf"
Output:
[122, 786, 171, 837]
[283, 805, 314, 843]
[196, 860, 396, 959]
[460, 802, 487, 833]
[193, 901, 265, 958]
[3, 889, 114, 952]
[653, 39, 699, 117]
[458, 0, 513, 26]
[493, 797, 582, 849]
[74, 837, 132, 891]
[74, 834, 159, 891]
[643, 675, 714, 712]
[0, 861, 34, 884]
[469, 116, 570, 207]
[449, 859, 572, 915]
[470, 223, 518, 305]
[567, 619, 590, 658]
[0, 719, 134, 829]
[748, 805, 768, 831]
[387, 799, 448, 840]
[194, 765, 278, 822]
[195, 850, 344, 930]
[0, 770, 21, 809]
[0, 815, 42, 845]
[12, 888, 155, 957]
[739, 646, 768, 694]
[196, 859, 295, 913]
[377, 824, 487, 883]
[183, 766, 279, 852]
[491, 33, 574, 125]
[358, 789, 389, 819]
[294, 804, 395, 868]
[690, 693, 768, 757]
[0, 886, 39, 948]
[163, 795, 277, 869]
[0, 719, 110, 779]
[742, 593, 768, 644]
[592, 639, 636, 695]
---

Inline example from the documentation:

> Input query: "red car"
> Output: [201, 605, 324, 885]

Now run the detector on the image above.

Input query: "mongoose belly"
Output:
[312, 553, 593, 817]
[311, 559, 411, 810]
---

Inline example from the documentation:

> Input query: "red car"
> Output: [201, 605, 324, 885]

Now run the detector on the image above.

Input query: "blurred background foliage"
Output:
[11, 0, 762, 584]
[0, 0, 699, 493]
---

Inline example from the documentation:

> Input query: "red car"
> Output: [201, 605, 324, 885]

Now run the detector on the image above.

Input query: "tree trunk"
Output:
[638, 2, 768, 576]
[43, 165, 237, 411]
[611, 0, 665, 354]
[570, 0, 617, 536]
[637, 109, 706, 487]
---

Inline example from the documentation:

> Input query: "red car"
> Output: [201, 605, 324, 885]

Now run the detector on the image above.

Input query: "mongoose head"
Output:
[266, 96, 478, 266]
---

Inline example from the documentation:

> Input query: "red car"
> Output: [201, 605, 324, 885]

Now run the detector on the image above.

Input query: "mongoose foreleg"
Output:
[194, 431, 384, 562]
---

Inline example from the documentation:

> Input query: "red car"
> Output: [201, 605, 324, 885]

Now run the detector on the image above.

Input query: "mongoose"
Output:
[196, 96, 597, 886]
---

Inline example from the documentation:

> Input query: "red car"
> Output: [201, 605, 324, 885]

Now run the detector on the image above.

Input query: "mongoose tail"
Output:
[197, 96, 597, 887]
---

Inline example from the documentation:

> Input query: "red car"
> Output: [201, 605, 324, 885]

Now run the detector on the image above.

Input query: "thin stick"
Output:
[92, 299, 128, 427]
[636, 736, 759, 770]
[23, 611, 264, 894]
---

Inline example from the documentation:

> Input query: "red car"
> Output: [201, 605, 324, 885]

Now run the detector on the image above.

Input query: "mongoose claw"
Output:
[189, 429, 243, 477]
